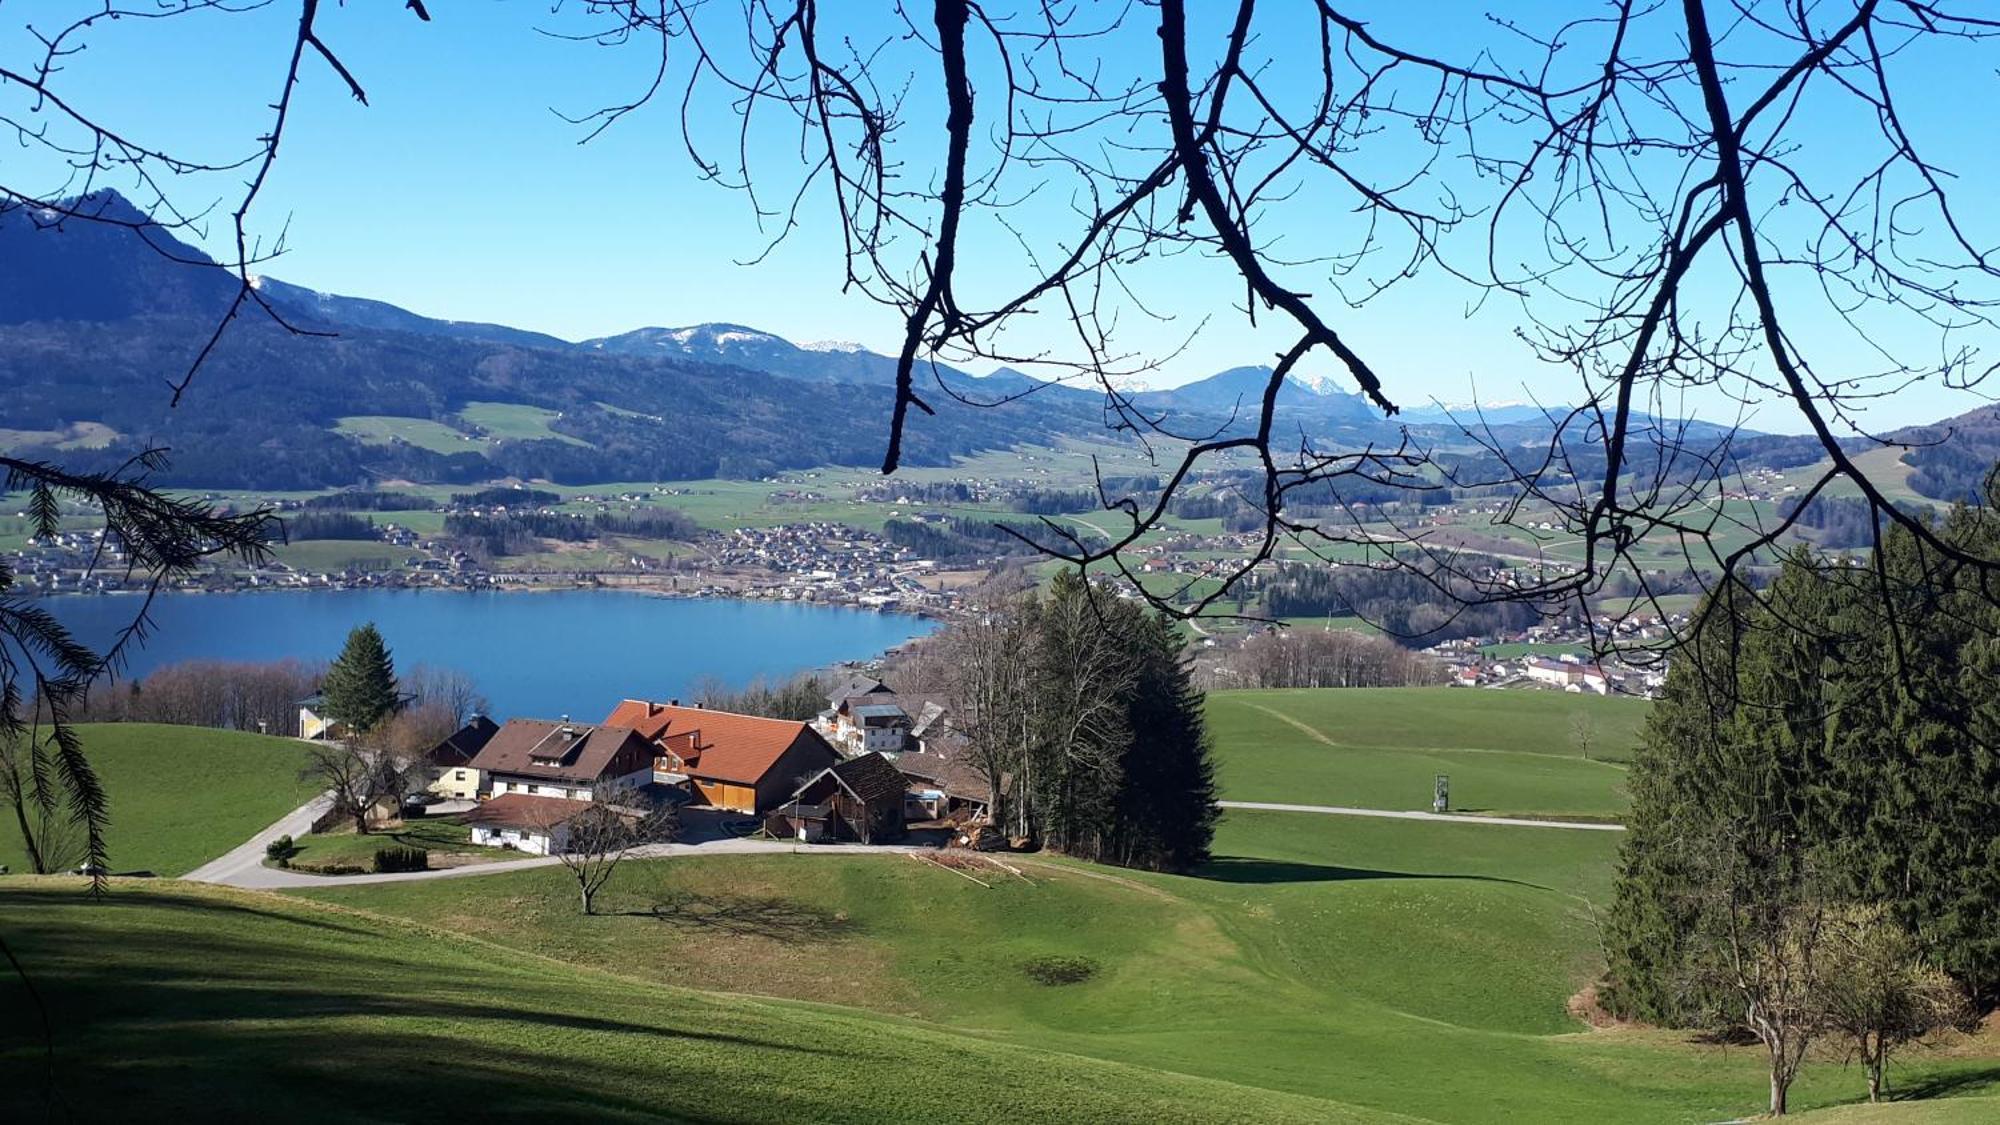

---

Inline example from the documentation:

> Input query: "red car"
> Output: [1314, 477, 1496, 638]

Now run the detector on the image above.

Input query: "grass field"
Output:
[1205, 687, 1648, 817]
[281, 816, 499, 872]
[0, 725, 312, 876]
[0, 878, 1367, 1124]
[333, 414, 485, 455]
[459, 401, 592, 447]
[7, 691, 1997, 1120]
[298, 806, 2000, 1122]
[273, 539, 406, 572]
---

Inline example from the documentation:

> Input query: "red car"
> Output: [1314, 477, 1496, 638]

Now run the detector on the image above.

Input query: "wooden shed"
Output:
[765, 751, 909, 844]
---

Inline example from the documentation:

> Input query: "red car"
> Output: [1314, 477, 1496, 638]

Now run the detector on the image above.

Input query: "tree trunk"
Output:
[580, 882, 596, 916]
[1770, 1066, 1787, 1117]
[1866, 1036, 1885, 1103]
[10, 798, 48, 874]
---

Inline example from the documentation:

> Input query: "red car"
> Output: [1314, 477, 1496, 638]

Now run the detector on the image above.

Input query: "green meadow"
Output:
[1205, 687, 1648, 818]
[0, 725, 312, 877]
[4, 692, 1998, 1122]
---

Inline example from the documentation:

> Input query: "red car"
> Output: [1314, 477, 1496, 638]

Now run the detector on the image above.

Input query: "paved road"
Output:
[1218, 800, 1625, 831]
[182, 792, 335, 885]
[183, 795, 932, 890]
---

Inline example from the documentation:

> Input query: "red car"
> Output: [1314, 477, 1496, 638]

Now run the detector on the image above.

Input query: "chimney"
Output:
[669, 699, 679, 708]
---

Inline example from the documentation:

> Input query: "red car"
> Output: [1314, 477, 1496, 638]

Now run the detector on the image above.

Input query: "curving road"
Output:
[183, 795, 931, 890]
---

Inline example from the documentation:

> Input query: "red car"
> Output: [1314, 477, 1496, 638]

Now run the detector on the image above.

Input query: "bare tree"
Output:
[402, 665, 489, 726]
[1815, 905, 1973, 1103]
[538, 782, 680, 916]
[11, 1, 2000, 665]
[1569, 712, 1598, 764]
[300, 743, 373, 834]
[535, 0, 2000, 657]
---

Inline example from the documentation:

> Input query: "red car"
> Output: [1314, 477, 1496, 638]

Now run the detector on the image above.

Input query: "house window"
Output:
[454, 770, 467, 781]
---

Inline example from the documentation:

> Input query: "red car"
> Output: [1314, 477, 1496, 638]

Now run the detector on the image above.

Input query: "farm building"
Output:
[463, 793, 590, 856]
[765, 751, 909, 844]
[467, 719, 655, 802]
[425, 715, 499, 800]
[604, 699, 839, 814]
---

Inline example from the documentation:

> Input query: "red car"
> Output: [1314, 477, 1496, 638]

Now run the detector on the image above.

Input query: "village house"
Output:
[463, 793, 591, 856]
[295, 688, 417, 741]
[424, 715, 499, 800]
[466, 718, 656, 802]
[1522, 657, 1610, 695]
[604, 699, 839, 814]
[764, 751, 909, 843]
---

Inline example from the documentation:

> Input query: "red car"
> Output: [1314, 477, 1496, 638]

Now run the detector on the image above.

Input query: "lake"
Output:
[44, 590, 935, 721]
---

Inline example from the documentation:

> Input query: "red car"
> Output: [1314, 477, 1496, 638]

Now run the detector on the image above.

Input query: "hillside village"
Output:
[304, 674, 991, 859]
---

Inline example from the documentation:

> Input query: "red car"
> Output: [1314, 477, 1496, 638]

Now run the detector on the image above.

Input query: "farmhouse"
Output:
[295, 688, 418, 741]
[605, 699, 839, 814]
[467, 719, 655, 802]
[765, 751, 909, 844]
[425, 714, 499, 800]
[463, 792, 591, 856]
[1522, 657, 1610, 695]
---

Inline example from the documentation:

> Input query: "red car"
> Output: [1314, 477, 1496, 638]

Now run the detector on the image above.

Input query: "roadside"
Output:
[183, 795, 934, 890]
[1217, 800, 1626, 831]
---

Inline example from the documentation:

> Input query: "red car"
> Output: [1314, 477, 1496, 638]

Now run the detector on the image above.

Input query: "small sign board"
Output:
[1433, 774, 1450, 814]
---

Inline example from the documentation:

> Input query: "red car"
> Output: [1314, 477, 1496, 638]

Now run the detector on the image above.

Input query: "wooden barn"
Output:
[765, 751, 909, 844]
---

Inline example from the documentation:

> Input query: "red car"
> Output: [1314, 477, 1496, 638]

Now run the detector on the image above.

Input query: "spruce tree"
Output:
[320, 623, 399, 734]
[1108, 612, 1220, 872]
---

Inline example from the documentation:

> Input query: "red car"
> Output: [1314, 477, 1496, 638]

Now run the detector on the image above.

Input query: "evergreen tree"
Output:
[1105, 612, 1220, 872]
[320, 623, 399, 734]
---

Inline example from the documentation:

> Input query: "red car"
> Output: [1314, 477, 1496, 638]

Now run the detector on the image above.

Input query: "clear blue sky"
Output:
[6, 1, 1996, 432]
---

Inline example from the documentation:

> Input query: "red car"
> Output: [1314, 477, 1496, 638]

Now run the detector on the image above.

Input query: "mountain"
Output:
[0, 190, 238, 325]
[1130, 365, 1384, 428]
[0, 191, 1108, 489]
[254, 277, 572, 351]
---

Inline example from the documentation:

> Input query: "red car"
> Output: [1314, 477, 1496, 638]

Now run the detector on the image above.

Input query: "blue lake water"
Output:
[43, 590, 934, 722]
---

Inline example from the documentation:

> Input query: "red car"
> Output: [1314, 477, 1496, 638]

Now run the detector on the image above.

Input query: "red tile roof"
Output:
[604, 700, 831, 786]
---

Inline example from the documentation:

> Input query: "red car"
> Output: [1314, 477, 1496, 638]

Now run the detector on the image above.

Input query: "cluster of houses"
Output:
[337, 675, 992, 858]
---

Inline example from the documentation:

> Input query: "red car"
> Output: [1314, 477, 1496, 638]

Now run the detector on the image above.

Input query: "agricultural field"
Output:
[458, 401, 591, 447]
[272, 539, 407, 572]
[1205, 687, 1648, 818]
[0, 725, 312, 877]
[332, 414, 485, 455]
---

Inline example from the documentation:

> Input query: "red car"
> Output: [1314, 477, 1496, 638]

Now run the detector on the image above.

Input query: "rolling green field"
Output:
[0, 725, 312, 876]
[332, 414, 483, 455]
[272, 539, 406, 572]
[1205, 687, 1648, 818]
[0, 878, 1365, 1124]
[460, 401, 591, 447]
[297, 807, 2000, 1122]
[5, 691, 1996, 1121]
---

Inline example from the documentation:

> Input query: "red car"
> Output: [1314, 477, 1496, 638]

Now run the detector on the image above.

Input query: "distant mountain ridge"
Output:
[0, 189, 1929, 496]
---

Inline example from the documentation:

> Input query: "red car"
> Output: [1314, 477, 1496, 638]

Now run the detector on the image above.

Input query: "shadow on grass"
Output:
[629, 890, 857, 942]
[3, 882, 843, 1123]
[1890, 1064, 2000, 1102]
[1194, 856, 1542, 889]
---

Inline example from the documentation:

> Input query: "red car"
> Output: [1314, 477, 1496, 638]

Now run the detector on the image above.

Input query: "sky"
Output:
[5, 1, 1997, 434]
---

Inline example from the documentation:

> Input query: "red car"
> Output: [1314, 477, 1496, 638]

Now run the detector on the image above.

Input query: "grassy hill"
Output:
[1205, 687, 1648, 819]
[0, 878, 1378, 1123]
[0, 724, 312, 877]
[301, 806, 2000, 1122]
